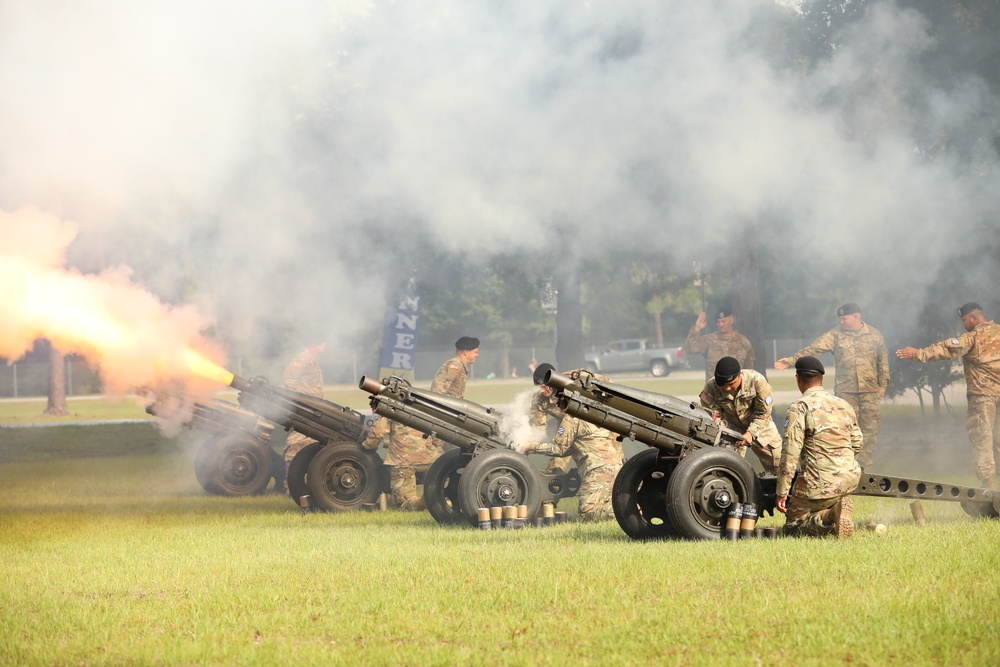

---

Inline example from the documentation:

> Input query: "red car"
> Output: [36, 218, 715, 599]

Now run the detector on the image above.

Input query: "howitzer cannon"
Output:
[543, 370, 1000, 540]
[359, 375, 580, 526]
[145, 395, 283, 497]
[230, 375, 387, 511]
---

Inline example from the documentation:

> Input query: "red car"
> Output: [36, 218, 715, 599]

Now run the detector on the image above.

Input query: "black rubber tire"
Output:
[205, 434, 274, 497]
[269, 448, 285, 494]
[457, 449, 542, 526]
[666, 448, 761, 540]
[649, 360, 671, 377]
[287, 442, 322, 507]
[422, 449, 468, 525]
[612, 448, 679, 540]
[194, 439, 223, 495]
[306, 440, 387, 512]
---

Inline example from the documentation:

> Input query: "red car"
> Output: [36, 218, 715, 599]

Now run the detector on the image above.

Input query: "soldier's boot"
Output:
[821, 496, 854, 539]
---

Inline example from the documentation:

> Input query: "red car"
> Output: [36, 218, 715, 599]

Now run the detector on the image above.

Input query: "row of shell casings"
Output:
[722, 503, 779, 539]
[477, 502, 568, 529]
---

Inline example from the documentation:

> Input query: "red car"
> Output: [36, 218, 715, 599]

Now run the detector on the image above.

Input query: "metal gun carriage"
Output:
[229, 375, 387, 511]
[145, 395, 284, 497]
[359, 375, 580, 526]
[543, 369, 1000, 540]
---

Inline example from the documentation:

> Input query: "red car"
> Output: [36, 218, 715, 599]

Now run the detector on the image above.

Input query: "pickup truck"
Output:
[583, 339, 685, 377]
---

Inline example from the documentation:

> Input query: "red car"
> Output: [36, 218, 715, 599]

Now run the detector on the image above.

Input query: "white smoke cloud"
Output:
[0, 1, 995, 365]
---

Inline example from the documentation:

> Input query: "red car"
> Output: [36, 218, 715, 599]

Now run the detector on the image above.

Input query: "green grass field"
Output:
[2, 419, 999, 666]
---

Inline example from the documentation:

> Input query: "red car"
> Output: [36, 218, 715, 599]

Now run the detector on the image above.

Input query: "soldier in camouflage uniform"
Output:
[528, 363, 573, 474]
[685, 306, 756, 380]
[281, 343, 326, 493]
[897, 302, 1000, 489]
[699, 357, 782, 474]
[361, 415, 438, 511]
[523, 400, 624, 522]
[774, 303, 889, 468]
[776, 356, 862, 539]
[431, 336, 479, 398]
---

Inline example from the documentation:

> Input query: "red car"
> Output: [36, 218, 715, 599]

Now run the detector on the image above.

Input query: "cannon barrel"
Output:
[232, 375, 369, 445]
[145, 394, 274, 440]
[360, 375, 509, 453]
[544, 371, 744, 454]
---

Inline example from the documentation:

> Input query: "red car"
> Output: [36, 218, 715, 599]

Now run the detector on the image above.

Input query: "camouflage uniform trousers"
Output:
[967, 395, 1000, 483]
[783, 495, 844, 537]
[283, 431, 317, 494]
[576, 463, 622, 522]
[838, 392, 881, 467]
[388, 464, 431, 512]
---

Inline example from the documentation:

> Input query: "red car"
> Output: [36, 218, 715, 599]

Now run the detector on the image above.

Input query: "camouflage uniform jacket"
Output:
[912, 321, 1000, 396]
[777, 387, 863, 499]
[685, 328, 756, 372]
[282, 350, 324, 397]
[431, 356, 468, 398]
[699, 370, 782, 449]
[533, 414, 623, 478]
[362, 416, 438, 466]
[781, 323, 889, 394]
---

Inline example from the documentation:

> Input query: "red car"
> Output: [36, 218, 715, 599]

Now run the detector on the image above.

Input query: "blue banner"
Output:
[377, 281, 421, 381]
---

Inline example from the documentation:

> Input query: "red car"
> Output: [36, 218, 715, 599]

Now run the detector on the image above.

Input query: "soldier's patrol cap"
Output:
[837, 303, 861, 317]
[957, 302, 982, 317]
[714, 305, 734, 319]
[455, 336, 480, 351]
[714, 356, 741, 385]
[794, 356, 825, 376]
[533, 362, 555, 386]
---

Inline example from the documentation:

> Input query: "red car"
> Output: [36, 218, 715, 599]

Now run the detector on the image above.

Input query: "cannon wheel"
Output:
[195, 434, 274, 497]
[666, 448, 760, 540]
[457, 449, 542, 526]
[612, 448, 679, 540]
[287, 442, 322, 507]
[422, 449, 468, 525]
[306, 441, 387, 512]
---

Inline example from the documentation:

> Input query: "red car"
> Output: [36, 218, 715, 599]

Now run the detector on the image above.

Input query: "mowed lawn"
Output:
[1, 421, 999, 666]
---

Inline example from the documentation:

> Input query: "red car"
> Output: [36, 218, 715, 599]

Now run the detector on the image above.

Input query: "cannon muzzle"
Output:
[358, 375, 384, 395]
[543, 370, 573, 390]
[229, 374, 252, 392]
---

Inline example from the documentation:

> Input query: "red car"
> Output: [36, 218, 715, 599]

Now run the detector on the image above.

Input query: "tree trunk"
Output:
[45, 344, 69, 416]
[653, 310, 664, 348]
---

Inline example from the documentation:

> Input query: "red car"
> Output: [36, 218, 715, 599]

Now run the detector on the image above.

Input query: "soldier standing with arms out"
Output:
[699, 357, 782, 475]
[774, 303, 889, 468]
[776, 356, 862, 539]
[431, 336, 479, 398]
[523, 407, 624, 522]
[897, 302, 1000, 489]
[281, 342, 325, 492]
[685, 305, 755, 379]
